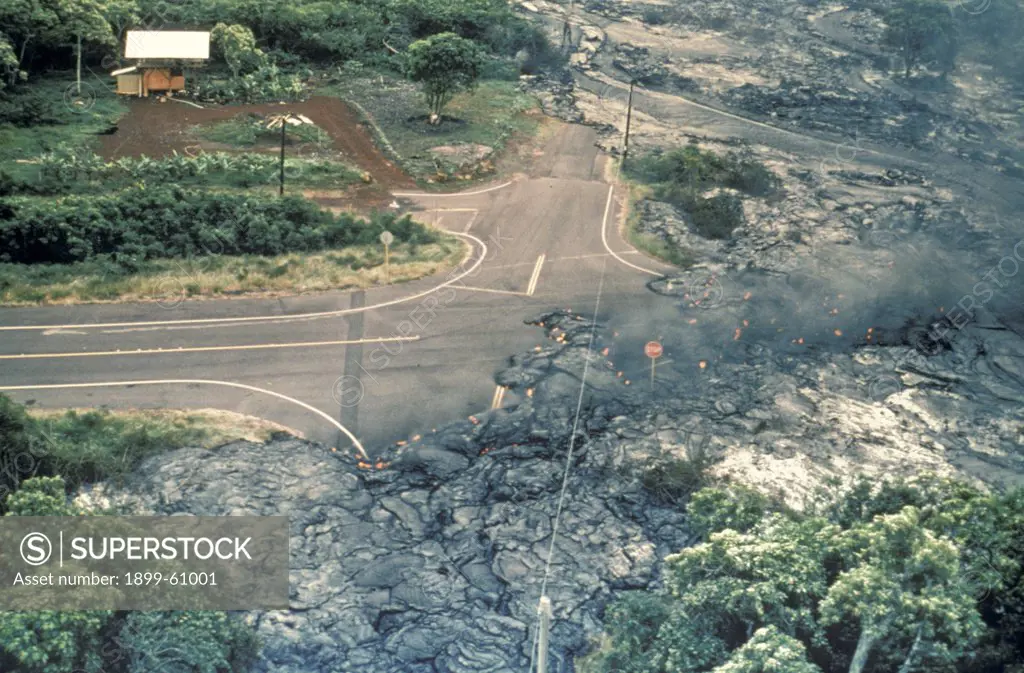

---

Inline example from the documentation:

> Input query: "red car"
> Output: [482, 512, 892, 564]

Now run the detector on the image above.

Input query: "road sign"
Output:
[645, 341, 663, 390]
[644, 341, 663, 358]
[379, 231, 394, 246]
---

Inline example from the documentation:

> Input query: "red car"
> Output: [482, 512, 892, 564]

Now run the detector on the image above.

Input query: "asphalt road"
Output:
[0, 124, 678, 456]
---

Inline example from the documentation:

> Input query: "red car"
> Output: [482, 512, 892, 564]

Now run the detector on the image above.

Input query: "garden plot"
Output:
[95, 95, 414, 208]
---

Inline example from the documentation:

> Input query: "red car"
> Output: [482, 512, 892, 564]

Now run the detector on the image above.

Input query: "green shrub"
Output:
[640, 449, 716, 506]
[0, 187, 438, 269]
[686, 484, 770, 539]
[118, 611, 261, 673]
[627, 146, 772, 241]
[0, 90, 64, 126]
[689, 192, 744, 240]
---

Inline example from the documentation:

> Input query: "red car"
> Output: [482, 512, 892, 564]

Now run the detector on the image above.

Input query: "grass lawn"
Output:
[0, 75, 126, 183]
[0, 237, 465, 305]
[320, 71, 541, 184]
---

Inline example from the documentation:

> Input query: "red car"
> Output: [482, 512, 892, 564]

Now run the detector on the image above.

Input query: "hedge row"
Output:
[0, 186, 438, 270]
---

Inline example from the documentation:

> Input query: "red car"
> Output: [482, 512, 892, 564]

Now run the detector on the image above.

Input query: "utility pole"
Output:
[623, 79, 635, 163]
[561, 0, 574, 52]
[536, 596, 552, 673]
[279, 119, 286, 196]
[76, 34, 82, 95]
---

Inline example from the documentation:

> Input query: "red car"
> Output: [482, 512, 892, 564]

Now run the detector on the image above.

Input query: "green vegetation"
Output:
[0, 77, 125, 184]
[129, 0, 556, 70]
[0, 238, 462, 304]
[406, 32, 484, 124]
[0, 186, 438, 268]
[15, 145, 362, 194]
[1, 396, 212, 501]
[625, 145, 779, 242]
[882, 0, 958, 79]
[0, 396, 264, 673]
[325, 71, 541, 180]
[197, 113, 326, 148]
[581, 473, 1024, 673]
[0, 186, 460, 303]
[0, 0, 555, 89]
[1, 478, 261, 673]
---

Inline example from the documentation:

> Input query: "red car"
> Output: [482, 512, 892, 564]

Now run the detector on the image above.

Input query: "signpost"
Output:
[380, 230, 394, 284]
[645, 340, 663, 389]
[267, 113, 315, 196]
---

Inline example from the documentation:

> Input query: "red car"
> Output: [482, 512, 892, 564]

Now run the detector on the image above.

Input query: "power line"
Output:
[528, 257, 608, 673]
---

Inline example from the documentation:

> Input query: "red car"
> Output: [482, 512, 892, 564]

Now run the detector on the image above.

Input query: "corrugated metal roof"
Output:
[125, 31, 210, 60]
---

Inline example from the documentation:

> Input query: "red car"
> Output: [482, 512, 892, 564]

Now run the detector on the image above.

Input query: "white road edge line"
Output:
[0, 336, 419, 360]
[526, 254, 546, 296]
[392, 180, 515, 198]
[0, 379, 369, 460]
[600, 185, 663, 277]
[0, 231, 488, 332]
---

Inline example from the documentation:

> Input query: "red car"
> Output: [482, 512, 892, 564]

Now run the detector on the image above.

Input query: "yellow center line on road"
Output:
[454, 286, 531, 297]
[526, 254, 546, 296]
[0, 336, 419, 360]
[490, 385, 507, 409]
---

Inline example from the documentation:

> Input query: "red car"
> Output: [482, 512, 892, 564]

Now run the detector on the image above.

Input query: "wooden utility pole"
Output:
[623, 79, 635, 162]
[561, 0, 574, 51]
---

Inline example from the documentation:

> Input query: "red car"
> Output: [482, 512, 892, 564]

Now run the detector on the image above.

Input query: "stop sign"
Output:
[644, 341, 663, 358]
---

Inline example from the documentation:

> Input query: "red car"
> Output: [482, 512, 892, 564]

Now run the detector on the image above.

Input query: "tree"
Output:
[211, 22, 267, 78]
[0, 0, 113, 87]
[882, 0, 957, 79]
[819, 506, 984, 673]
[711, 625, 823, 673]
[0, 476, 111, 673]
[593, 475, 1024, 673]
[117, 611, 261, 673]
[0, 34, 24, 89]
[100, 0, 141, 54]
[0, 0, 60, 87]
[405, 32, 483, 124]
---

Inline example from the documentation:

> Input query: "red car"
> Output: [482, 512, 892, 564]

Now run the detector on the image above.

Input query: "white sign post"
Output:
[380, 230, 394, 284]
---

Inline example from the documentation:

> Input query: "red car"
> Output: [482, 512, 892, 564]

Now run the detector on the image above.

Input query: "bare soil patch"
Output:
[97, 95, 415, 209]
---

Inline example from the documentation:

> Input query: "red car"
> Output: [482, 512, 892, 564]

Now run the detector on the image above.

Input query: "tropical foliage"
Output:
[586, 474, 1024, 673]
[0, 473, 261, 673]
[0, 186, 438, 269]
[0, 0, 554, 91]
